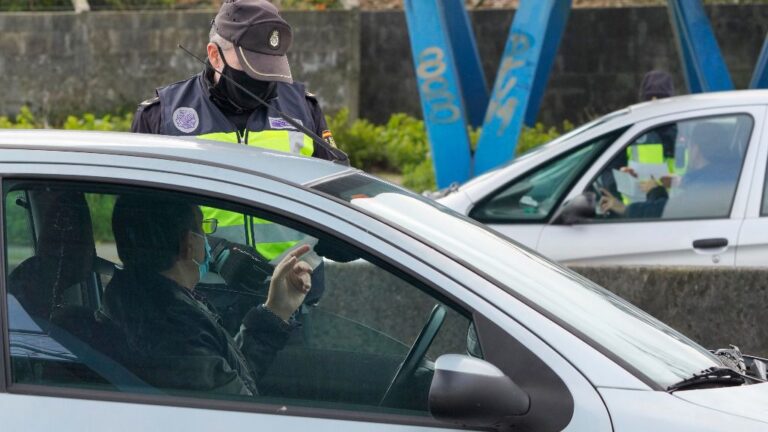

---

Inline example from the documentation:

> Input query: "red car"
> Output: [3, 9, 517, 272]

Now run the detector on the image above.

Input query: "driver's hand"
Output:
[660, 174, 678, 189]
[639, 177, 658, 194]
[265, 244, 313, 321]
[599, 188, 625, 215]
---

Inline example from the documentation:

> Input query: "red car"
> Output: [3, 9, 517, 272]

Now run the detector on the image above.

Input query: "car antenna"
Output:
[178, 44, 348, 164]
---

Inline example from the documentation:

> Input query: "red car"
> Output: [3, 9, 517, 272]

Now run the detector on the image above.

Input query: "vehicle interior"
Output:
[4, 180, 474, 415]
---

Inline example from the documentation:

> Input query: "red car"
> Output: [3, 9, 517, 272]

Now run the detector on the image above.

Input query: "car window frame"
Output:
[572, 112, 756, 225]
[0, 177, 7, 394]
[0, 172, 490, 429]
[468, 127, 630, 225]
[759, 112, 768, 216]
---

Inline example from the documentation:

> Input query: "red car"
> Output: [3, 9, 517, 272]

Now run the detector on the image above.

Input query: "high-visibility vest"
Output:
[627, 143, 669, 168]
[157, 72, 316, 257]
[620, 143, 674, 205]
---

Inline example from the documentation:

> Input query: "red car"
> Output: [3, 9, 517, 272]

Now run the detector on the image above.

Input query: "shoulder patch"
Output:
[139, 96, 159, 108]
[322, 129, 337, 148]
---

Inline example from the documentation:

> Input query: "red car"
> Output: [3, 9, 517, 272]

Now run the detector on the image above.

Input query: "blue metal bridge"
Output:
[404, 0, 768, 188]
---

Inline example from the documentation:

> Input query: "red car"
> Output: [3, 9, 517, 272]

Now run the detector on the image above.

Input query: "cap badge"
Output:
[269, 30, 280, 49]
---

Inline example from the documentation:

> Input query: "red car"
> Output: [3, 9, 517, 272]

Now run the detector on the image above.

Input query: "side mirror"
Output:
[429, 354, 530, 429]
[552, 192, 596, 225]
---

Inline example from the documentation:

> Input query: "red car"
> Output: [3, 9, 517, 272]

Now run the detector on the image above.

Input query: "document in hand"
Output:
[612, 169, 646, 202]
[628, 160, 669, 180]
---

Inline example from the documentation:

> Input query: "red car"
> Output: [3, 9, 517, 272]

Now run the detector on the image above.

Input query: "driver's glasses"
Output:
[201, 218, 218, 235]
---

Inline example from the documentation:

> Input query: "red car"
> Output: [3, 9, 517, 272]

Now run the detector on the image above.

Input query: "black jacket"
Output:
[100, 269, 292, 396]
[132, 69, 348, 164]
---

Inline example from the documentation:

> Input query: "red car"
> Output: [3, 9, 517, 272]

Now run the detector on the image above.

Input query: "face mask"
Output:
[191, 231, 212, 281]
[212, 45, 275, 111]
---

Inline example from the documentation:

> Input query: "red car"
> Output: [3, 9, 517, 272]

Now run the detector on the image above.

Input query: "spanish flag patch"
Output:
[322, 130, 337, 148]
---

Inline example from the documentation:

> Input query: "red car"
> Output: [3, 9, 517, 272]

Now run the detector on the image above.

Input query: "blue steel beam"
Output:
[667, 0, 733, 93]
[473, 0, 572, 176]
[750, 34, 768, 89]
[404, 0, 473, 188]
[441, 0, 489, 128]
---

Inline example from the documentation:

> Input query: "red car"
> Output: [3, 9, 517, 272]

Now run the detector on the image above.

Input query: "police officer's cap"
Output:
[213, 0, 293, 83]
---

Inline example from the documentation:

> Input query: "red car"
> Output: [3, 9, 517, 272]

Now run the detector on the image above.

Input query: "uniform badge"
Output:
[269, 30, 280, 49]
[269, 116, 301, 130]
[172, 107, 199, 133]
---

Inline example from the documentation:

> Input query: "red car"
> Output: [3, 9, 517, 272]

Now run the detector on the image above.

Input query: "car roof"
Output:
[442, 89, 768, 202]
[623, 89, 768, 119]
[0, 129, 353, 185]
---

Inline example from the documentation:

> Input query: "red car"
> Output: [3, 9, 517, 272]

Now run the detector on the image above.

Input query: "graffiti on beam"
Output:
[417, 46, 462, 124]
[486, 32, 533, 136]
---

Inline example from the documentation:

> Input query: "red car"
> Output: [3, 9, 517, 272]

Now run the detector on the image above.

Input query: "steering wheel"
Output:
[379, 304, 446, 407]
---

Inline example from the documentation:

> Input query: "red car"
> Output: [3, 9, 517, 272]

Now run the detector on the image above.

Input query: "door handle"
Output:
[692, 238, 728, 249]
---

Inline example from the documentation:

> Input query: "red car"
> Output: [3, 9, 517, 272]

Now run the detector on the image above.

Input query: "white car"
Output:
[438, 90, 768, 266]
[1, 129, 768, 431]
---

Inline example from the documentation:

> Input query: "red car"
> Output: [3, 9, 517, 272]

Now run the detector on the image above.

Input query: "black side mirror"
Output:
[552, 192, 596, 225]
[429, 354, 530, 429]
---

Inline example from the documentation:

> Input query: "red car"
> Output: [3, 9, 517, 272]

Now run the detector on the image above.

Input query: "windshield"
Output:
[460, 109, 631, 191]
[312, 172, 720, 389]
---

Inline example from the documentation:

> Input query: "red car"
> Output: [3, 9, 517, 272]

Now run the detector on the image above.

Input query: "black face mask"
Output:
[211, 45, 276, 112]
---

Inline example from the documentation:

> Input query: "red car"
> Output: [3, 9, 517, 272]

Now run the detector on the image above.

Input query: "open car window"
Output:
[468, 128, 627, 223]
[3, 180, 474, 416]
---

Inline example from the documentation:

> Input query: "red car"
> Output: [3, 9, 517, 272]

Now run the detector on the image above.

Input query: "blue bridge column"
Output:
[473, 0, 572, 176]
[404, 0, 473, 188]
[667, 0, 733, 93]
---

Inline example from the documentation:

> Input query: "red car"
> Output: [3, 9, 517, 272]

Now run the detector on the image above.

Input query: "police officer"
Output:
[131, 0, 346, 305]
[131, 0, 347, 165]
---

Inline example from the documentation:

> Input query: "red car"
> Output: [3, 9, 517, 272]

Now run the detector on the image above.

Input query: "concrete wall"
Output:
[0, 10, 359, 123]
[360, 6, 768, 125]
[325, 262, 768, 360]
[2, 6, 768, 125]
[574, 266, 768, 358]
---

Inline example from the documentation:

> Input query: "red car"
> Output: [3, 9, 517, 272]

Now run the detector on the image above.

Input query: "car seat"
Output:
[6, 190, 151, 390]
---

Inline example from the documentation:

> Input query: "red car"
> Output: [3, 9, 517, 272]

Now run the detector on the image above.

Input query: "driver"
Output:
[599, 122, 735, 219]
[100, 194, 312, 395]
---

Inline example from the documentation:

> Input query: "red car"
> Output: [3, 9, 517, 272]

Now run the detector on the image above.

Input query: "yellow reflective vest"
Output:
[157, 73, 318, 258]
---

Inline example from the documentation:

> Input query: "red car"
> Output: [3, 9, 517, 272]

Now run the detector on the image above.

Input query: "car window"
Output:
[3, 180, 473, 417]
[469, 129, 626, 223]
[5, 190, 35, 272]
[585, 114, 752, 222]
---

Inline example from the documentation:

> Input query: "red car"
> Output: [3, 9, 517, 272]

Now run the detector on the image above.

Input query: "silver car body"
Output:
[0, 130, 764, 430]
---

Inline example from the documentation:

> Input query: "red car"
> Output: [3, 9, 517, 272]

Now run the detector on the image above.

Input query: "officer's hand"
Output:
[265, 244, 313, 321]
[619, 166, 638, 178]
[209, 237, 272, 294]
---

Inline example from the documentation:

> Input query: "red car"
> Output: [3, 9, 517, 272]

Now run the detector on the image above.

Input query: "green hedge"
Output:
[0, 107, 133, 131]
[327, 108, 573, 191]
[0, 106, 571, 192]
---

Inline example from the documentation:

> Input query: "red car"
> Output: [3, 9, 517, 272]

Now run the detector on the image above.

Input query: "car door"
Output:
[0, 153, 609, 431]
[538, 107, 764, 266]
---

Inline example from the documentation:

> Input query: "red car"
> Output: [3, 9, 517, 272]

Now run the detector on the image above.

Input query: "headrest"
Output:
[35, 191, 96, 289]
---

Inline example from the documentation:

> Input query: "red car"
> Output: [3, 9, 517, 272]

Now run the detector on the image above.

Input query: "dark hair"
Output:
[639, 70, 675, 101]
[112, 194, 199, 273]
